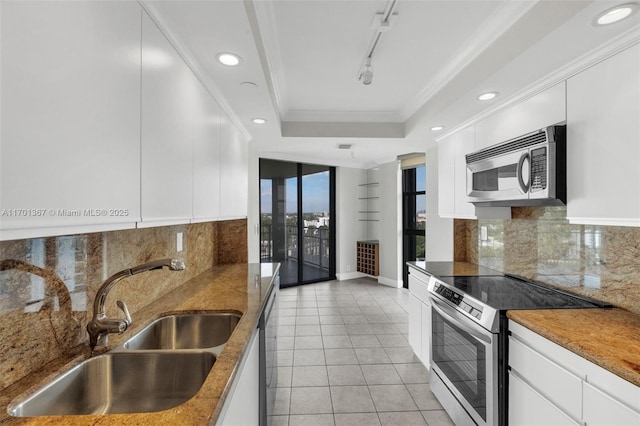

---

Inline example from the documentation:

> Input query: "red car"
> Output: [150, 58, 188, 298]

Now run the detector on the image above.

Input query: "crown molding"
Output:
[436, 25, 640, 142]
[400, 0, 539, 121]
[251, 0, 289, 120]
[138, 1, 252, 141]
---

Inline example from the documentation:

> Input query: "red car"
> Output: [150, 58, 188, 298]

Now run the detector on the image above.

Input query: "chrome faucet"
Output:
[87, 258, 186, 352]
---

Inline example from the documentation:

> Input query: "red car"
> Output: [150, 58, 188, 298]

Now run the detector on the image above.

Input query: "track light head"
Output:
[361, 57, 373, 85]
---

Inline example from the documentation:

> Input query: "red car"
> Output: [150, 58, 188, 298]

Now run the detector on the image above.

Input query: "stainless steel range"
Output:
[426, 273, 610, 426]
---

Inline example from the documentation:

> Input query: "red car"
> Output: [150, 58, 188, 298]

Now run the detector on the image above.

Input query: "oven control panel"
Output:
[433, 282, 484, 320]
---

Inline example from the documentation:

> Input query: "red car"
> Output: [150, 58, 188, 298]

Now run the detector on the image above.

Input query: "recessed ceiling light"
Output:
[478, 92, 498, 101]
[431, 126, 444, 131]
[252, 118, 267, 124]
[594, 3, 638, 25]
[216, 52, 242, 66]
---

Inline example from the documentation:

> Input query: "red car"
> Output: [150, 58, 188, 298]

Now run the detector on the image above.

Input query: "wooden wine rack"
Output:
[357, 240, 379, 276]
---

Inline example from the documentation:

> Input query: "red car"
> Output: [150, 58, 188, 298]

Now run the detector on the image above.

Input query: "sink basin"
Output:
[123, 312, 241, 351]
[8, 351, 215, 416]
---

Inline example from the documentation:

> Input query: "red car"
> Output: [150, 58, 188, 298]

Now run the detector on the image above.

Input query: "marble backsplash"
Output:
[455, 207, 640, 315]
[0, 219, 247, 391]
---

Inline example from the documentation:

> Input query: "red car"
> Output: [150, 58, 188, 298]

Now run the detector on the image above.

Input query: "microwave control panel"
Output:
[530, 147, 547, 191]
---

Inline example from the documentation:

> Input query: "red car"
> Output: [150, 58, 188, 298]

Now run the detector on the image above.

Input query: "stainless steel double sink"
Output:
[8, 312, 241, 417]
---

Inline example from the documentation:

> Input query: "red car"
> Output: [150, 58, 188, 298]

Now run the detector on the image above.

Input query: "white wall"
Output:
[336, 167, 367, 280]
[425, 146, 453, 261]
[377, 160, 403, 288]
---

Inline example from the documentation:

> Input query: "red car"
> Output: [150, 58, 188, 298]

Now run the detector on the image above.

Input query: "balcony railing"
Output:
[261, 224, 330, 271]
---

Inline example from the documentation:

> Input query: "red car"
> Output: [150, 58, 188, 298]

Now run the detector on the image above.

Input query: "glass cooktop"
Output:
[436, 274, 610, 311]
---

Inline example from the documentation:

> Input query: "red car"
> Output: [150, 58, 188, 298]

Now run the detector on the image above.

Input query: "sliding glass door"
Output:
[260, 159, 336, 287]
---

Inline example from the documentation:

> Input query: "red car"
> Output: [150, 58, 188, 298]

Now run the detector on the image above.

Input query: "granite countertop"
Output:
[0, 262, 279, 425]
[508, 308, 640, 387]
[407, 260, 503, 277]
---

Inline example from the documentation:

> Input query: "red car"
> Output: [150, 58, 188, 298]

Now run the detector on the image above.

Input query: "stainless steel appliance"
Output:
[466, 125, 566, 207]
[427, 273, 610, 426]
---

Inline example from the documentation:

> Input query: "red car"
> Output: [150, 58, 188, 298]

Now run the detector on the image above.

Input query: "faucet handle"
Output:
[116, 300, 132, 330]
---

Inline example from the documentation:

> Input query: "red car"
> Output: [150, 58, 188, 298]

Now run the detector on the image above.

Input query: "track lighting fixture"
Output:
[361, 57, 373, 85]
[356, 0, 399, 86]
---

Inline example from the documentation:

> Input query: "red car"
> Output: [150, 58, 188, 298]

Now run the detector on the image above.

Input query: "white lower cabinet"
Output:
[407, 267, 431, 369]
[408, 292, 422, 360]
[583, 382, 640, 426]
[509, 320, 640, 426]
[217, 329, 260, 425]
[509, 371, 579, 426]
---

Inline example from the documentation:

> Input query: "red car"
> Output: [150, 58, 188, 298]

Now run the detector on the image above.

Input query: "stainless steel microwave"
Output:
[466, 125, 566, 207]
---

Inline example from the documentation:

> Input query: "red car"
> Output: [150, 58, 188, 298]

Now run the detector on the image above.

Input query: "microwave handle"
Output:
[517, 152, 530, 193]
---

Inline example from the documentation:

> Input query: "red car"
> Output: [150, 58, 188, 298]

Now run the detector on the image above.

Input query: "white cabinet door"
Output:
[453, 126, 477, 219]
[509, 371, 579, 426]
[475, 82, 566, 150]
[408, 292, 422, 359]
[420, 301, 431, 369]
[140, 12, 195, 227]
[566, 43, 640, 226]
[583, 382, 640, 426]
[437, 138, 456, 218]
[509, 336, 582, 420]
[0, 2, 141, 240]
[192, 81, 221, 222]
[219, 112, 248, 219]
[438, 127, 509, 219]
[217, 329, 260, 425]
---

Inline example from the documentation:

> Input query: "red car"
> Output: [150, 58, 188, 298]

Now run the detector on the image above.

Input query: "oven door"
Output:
[430, 296, 498, 426]
[466, 148, 532, 204]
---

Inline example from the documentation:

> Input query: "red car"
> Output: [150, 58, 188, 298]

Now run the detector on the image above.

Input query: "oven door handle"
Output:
[430, 296, 492, 345]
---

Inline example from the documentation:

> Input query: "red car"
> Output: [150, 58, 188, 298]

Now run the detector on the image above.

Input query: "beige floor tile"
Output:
[361, 364, 403, 385]
[327, 365, 366, 386]
[378, 411, 427, 426]
[289, 387, 333, 415]
[292, 365, 329, 387]
[293, 349, 326, 366]
[289, 414, 335, 426]
[368, 385, 418, 412]
[330, 386, 376, 413]
[334, 413, 381, 426]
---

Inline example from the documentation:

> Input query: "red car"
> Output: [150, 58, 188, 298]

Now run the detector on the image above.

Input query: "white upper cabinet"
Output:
[219, 113, 248, 219]
[140, 12, 195, 227]
[192, 82, 222, 222]
[438, 126, 510, 220]
[475, 82, 566, 150]
[566, 43, 640, 227]
[0, 2, 142, 240]
[438, 126, 476, 219]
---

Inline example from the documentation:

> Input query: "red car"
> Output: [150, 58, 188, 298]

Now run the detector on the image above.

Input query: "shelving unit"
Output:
[358, 182, 379, 222]
[357, 240, 379, 276]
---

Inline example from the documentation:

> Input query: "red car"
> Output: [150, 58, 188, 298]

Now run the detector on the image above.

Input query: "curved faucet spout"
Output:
[87, 258, 186, 353]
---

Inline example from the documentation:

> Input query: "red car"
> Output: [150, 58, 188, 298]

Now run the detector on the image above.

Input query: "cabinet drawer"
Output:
[509, 336, 582, 420]
[509, 371, 579, 426]
[408, 272, 430, 303]
[583, 381, 640, 426]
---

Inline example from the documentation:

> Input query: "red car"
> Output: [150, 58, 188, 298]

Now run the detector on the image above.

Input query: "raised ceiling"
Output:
[145, 0, 639, 168]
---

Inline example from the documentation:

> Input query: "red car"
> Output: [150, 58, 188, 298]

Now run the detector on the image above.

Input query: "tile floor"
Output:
[273, 277, 455, 426]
